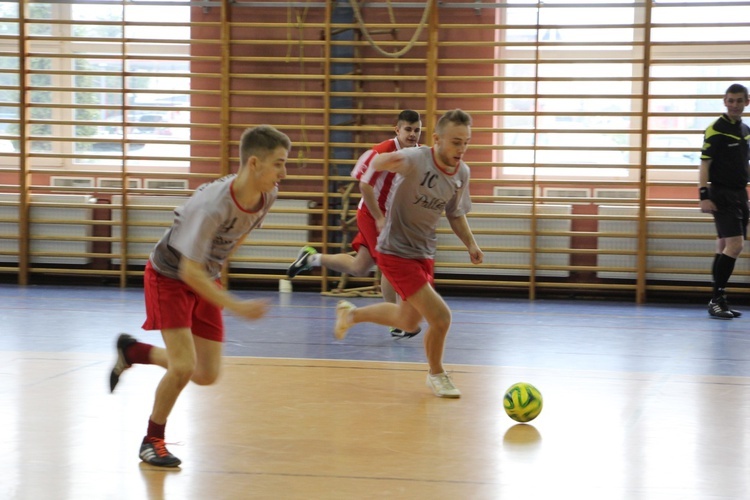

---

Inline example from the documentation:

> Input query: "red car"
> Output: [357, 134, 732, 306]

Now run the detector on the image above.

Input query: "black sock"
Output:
[713, 254, 736, 298]
[712, 253, 721, 283]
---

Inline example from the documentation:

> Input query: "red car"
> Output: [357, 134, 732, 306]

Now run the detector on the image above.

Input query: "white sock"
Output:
[310, 253, 322, 267]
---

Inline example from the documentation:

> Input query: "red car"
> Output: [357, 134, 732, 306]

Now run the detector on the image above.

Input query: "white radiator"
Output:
[111, 195, 188, 266]
[0, 193, 19, 263]
[231, 199, 311, 270]
[597, 205, 740, 281]
[435, 203, 572, 277]
[0, 193, 93, 265]
[111, 196, 311, 270]
[597, 205, 639, 279]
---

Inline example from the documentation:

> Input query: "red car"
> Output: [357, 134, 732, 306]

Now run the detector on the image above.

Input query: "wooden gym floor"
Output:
[1, 283, 749, 499]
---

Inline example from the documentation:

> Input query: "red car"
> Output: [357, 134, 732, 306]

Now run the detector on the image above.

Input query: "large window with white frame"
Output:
[494, 0, 750, 183]
[0, 0, 191, 172]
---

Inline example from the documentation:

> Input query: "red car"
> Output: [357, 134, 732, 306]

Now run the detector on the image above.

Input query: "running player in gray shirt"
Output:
[108, 125, 291, 467]
[332, 109, 484, 398]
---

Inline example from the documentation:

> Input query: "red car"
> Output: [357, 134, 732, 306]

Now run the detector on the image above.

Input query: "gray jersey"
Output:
[376, 146, 471, 259]
[150, 174, 277, 280]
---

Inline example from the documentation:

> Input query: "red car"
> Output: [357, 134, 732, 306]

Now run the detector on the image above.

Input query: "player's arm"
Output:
[358, 159, 386, 229]
[371, 150, 408, 173]
[352, 149, 375, 181]
[359, 181, 385, 231]
[446, 214, 483, 265]
[698, 158, 716, 213]
[178, 257, 268, 320]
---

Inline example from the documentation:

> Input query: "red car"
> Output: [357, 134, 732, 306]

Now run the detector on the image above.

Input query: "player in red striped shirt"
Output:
[287, 110, 422, 338]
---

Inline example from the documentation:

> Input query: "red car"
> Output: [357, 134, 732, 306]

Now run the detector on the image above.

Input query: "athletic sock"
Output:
[124, 342, 154, 365]
[310, 253, 322, 267]
[713, 254, 736, 298]
[712, 253, 721, 283]
[146, 418, 166, 441]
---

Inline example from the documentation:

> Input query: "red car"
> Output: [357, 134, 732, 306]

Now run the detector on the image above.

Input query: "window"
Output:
[494, 0, 750, 183]
[0, 1, 191, 171]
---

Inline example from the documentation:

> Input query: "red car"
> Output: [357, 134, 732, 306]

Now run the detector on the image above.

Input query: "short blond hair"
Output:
[435, 109, 472, 135]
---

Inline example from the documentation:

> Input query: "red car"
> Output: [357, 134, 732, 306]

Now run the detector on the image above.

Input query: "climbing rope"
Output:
[348, 0, 433, 58]
[285, 1, 313, 167]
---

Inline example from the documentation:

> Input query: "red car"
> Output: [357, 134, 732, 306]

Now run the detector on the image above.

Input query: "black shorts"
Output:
[711, 187, 749, 239]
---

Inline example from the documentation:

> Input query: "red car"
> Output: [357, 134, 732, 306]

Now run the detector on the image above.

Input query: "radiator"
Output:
[435, 203, 572, 277]
[597, 205, 743, 281]
[111, 195, 188, 266]
[0, 193, 19, 263]
[0, 193, 93, 265]
[111, 196, 311, 270]
[231, 199, 312, 270]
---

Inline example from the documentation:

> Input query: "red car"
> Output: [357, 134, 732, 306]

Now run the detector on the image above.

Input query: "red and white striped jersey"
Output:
[352, 137, 412, 215]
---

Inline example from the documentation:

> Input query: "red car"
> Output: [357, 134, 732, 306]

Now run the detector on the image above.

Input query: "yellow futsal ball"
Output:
[503, 382, 543, 423]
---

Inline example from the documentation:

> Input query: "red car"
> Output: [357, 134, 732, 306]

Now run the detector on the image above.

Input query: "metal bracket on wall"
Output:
[200, 0, 223, 13]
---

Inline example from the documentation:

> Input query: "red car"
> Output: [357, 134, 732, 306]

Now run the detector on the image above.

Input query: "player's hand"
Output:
[375, 216, 386, 233]
[468, 244, 483, 265]
[699, 199, 716, 213]
[230, 299, 270, 320]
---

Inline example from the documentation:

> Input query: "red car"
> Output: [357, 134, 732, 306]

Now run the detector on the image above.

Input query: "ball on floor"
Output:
[503, 382, 543, 422]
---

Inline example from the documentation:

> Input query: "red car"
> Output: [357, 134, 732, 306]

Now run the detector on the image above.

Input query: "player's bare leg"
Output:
[321, 247, 375, 277]
[139, 327, 195, 467]
[381, 276, 421, 338]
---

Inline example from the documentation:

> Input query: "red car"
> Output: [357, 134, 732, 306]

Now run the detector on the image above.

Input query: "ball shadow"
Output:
[502, 423, 542, 449]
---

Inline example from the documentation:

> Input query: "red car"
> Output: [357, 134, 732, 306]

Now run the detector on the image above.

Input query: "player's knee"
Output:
[428, 311, 452, 334]
[725, 243, 743, 258]
[169, 363, 195, 388]
[191, 367, 220, 386]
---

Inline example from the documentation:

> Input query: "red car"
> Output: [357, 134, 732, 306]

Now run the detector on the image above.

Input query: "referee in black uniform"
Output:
[699, 83, 750, 319]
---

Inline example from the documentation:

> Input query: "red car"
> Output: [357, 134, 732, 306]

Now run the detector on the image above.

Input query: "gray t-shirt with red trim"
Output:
[150, 174, 277, 280]
[376, 146, 471, 260]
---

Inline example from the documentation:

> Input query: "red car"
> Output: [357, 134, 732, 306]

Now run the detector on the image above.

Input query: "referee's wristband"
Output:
[699, 187, 710, 201]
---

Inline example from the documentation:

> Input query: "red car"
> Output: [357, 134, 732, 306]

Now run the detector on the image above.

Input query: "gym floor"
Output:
[1, 284, 748, 499]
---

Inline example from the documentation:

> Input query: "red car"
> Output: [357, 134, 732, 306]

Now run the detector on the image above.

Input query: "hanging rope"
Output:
[285, 2, 313, 167]
[348, 0, 433, 59]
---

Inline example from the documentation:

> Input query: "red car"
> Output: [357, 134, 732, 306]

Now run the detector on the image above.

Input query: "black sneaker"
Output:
[390, 326, 422, 339]
[287, 246, 317, 278]
[109, 333, 137, 392]
[708, 297, 734, 320]
[725, 299, 742, 318]
[139, 437, 181, 467]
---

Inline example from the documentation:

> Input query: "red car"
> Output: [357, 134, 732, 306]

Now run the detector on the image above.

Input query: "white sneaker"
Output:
[426, 372, 461, 398]
[334, 300, 355, 340]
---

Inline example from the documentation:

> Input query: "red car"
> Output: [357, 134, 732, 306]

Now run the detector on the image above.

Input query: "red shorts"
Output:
[141, 261, 224, 341]
[377, 252, 434, 300]
[351, 207, 380, 262]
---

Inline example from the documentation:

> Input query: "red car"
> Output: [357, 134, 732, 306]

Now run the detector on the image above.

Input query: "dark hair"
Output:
[435, 109, 472, 135]
[397, 109, 421, 124]
[239, 125, 292, 167]
[726, 83, 749, 99]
